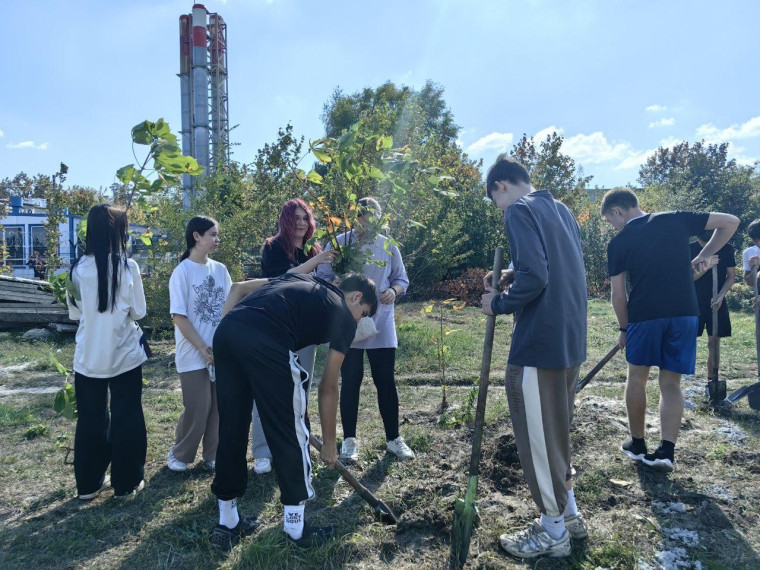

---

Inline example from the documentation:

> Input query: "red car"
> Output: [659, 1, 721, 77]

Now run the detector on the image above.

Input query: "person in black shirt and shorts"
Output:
[209, 273, 377, 550]
[602, 188, 738, 472]
[690, 231, 736, 401]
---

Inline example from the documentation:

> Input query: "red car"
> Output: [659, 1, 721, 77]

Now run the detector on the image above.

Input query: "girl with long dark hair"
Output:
[167, 216, 231, 472]
[67, 204, 148, 499]
[250, 199, 336, 475]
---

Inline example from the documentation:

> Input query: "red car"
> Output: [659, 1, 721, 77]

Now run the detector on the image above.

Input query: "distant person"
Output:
[250, 199, 336, 476]
[317, 197, 415, 464]
[167, 216, 231, 472]
[210, 273, 377, 550]
[742, 219, 760, 288]
[690, 230, 735, 401]
[66, 204, 148, 500]
[602, 188, 738, 473]
[480, 156, 587, 559]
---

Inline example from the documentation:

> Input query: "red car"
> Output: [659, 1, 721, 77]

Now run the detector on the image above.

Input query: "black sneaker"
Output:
[642, 447, 674, 473]
[621, 439, 647, 461]
[211, 516, 261, 551]
[286, 523, 335, 548]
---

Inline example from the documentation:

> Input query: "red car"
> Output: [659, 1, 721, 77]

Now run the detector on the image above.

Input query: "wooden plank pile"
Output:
[0, 275, 74, 330]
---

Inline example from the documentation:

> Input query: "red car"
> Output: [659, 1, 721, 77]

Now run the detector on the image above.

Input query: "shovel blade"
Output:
[727, 381, 760, 403]
[707, 380, 727, 403]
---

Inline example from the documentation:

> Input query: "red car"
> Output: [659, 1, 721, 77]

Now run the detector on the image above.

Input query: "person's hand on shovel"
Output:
[482, 268, 515, 291]
[711, 294, 725, 310]
[481, 287, 498, 316]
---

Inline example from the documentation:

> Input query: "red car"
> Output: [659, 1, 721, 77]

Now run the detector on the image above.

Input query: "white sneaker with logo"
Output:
[386, 436, 415, 461]
[340, 437, 359, 463]
[499, 520, 571, 559]
[564, 513, 588, 540]
[167, 450, 188, 472]
[253, 458, 272, 474]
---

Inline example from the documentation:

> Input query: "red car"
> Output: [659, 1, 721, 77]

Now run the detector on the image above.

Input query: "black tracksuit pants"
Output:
[211, 318, 314, 505]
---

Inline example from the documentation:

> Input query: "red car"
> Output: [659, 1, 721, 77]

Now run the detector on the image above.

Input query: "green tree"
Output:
[0, 172, 52, 200]
[509, 132, 592, 211]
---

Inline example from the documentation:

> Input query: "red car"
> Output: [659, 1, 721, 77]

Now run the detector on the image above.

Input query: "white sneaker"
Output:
[78, 475, 111, 501]
[340, 437, 359, 463]
[564, 513, 588, 540]
[167, 450, 188, 472]
[499, 520, 571, 559]
[253, 458, 272, 474]
[386, 436, 415, 461]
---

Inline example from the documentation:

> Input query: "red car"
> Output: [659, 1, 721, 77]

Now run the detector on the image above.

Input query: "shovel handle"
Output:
[576, 344, 621, 393]
[753, 267, 760, 378]
[711, 265, 720, 381]
[308, 434, 399, 524]
[468, 247, 504, 477]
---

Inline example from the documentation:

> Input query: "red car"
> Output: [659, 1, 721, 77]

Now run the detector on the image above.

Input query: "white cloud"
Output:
[466, 132, 514, 155]
[6, 140, 48, 150]
[646, 104, 667, 112]
[696, 116, 760, 143]
[648, 117, 675, 128]
[659, 136, 684, 148]
[0, 129, 4, 137]
[562, 131, 634, 164]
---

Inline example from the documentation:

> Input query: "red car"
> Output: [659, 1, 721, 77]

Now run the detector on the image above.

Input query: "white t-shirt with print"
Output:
[743, 245, 760, 271]
[169, 258, 231, 373]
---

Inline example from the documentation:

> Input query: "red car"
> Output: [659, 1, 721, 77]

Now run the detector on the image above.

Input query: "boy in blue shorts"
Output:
[601, 188, 738, 472]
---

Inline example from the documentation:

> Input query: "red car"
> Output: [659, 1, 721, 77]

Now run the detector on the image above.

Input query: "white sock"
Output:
[283, 504, 305, 540]
[540, 513, 566, 539]
[563, 489, 579, 517]
[218, 499, 239, 529]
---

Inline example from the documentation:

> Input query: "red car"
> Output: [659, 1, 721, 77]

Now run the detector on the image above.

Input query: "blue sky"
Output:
[1, 0, 758, 192]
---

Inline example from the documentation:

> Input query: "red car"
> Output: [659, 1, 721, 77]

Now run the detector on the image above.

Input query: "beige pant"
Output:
[173, 368, 219, 463]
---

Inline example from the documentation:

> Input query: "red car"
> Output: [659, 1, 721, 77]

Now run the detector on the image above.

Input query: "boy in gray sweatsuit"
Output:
[481, 155, 588, 559]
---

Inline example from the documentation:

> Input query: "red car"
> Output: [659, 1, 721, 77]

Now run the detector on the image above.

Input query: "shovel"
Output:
[308, 434, 398, 524]
[575, 344, 621, 393]
[707, 266, 726, 402]
[726, 267, 760, 409]
[450, 246, 504, 568]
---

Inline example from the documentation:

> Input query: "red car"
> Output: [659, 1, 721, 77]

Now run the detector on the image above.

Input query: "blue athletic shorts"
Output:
[626, 316, 699, 374]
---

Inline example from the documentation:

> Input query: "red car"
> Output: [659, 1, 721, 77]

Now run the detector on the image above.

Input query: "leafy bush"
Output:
[427, 268, 487, 306]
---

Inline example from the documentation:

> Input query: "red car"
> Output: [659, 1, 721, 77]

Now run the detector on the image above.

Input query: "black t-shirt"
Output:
[690, 241, 736, 305]
[225, 273, 356, 354]
[261, 239, 308, 278]
[607, 211, 709, 322]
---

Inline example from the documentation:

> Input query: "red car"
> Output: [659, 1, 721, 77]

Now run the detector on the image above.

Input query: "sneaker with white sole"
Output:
[113, 479, 145, 499]
[642, 446, 674, 473]
[167, 450, 188, 472]
[564, 513, 588, 540]
[620, 438, 647, 462]
[340, 437, 359, 463]
[500, 520, 571, 559]
[78, 475, 111, 501]
[254, 458, 272, 474]
[386, 436, 415, 461]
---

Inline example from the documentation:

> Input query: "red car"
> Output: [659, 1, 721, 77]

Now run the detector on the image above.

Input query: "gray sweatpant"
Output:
[505, 364, 579, 518]
[251, 345, 317, 459]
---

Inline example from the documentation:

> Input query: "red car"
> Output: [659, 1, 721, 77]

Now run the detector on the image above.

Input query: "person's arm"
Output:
[221, 278, 269, 316]
[692, 213, 739, 271]
[173, 314, 213, 364]
[692, 255, 719, 280]
[317, 348, 345, 468]
[128, 260, 147, 321]
[380, 243, 410, 304]
[713, 267, 735, 309]
[610, 273, 628, 349]
[484, 205, 548, 316]
[287, 250, 337, 274]
[315, 242, 338, 282]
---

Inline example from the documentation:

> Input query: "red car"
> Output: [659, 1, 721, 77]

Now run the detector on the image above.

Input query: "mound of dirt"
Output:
[481, 434, 524, 494]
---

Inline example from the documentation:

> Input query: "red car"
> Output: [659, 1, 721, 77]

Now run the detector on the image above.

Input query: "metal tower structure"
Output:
[178, 4, 230, 209]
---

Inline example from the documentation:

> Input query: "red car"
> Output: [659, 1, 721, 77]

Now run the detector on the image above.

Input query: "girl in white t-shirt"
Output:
[67, 204, 148, 499]
[167, 216, 231, 471]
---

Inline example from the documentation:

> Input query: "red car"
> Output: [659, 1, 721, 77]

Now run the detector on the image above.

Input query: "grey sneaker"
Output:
[340, 437, 359, 463]
[253, 458, 272, 474]
[386, 436, 415, 461]
[564, 513, 588, 540]
[499, 520, 571, 559]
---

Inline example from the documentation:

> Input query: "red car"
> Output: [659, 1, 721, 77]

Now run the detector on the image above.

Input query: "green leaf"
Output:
[116, 165, 137, 185]
[132, 121, 154, 144]
[305, 171, 323, 184]
[50, 355, 68, 377]
[376, 135, 393, 151]
[312, 149, 332, 164]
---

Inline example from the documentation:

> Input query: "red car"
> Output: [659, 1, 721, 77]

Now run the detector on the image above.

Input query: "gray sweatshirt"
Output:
[491, 190, 587, 369]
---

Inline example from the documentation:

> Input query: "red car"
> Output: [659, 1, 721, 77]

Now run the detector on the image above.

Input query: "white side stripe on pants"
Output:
[289, 351, 315, 502]
[522, 366, 559, 516]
